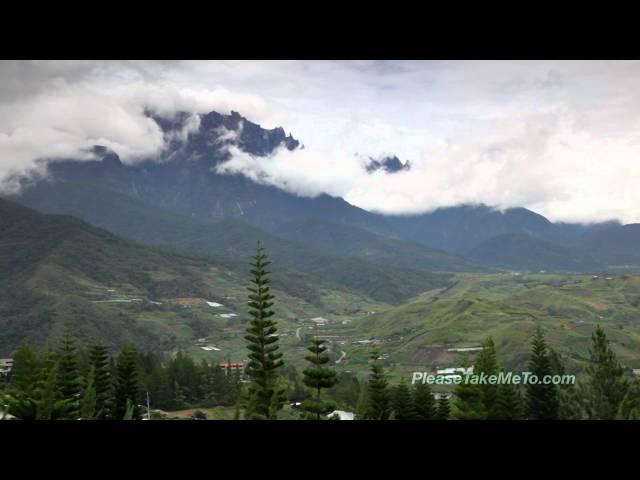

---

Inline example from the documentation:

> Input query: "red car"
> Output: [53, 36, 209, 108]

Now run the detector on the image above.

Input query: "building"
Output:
[327, 410, 355, 420]
[218, 361, 246, 377]
[437, 366, 474, 375]
[0, 358, 14, 377]
[433, 392, 453, 401]
[310, 317, 329, 325]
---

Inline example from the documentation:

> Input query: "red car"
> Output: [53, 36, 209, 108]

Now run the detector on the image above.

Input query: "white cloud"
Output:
[2, 60, 640, 224]
[164, 114, 201, 143]
[0, 61, 280, 193]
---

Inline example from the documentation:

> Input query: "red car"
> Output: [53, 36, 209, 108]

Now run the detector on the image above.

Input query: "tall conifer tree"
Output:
[495, 375, 523, 420]
[79, 365, 97, 419]
[452, 356, 485, 420]
[5, 343, 42, 420]
[301, 339, 337, 420]
[548, 347, 582, 419]
[244, 242, 285, 420]
[392, 379, 415, 420]
[525, 327, 559, 420]
[617, 379, 640, 420]
[413, 382, 436, 420]
[364, 348, 391, 420]
[36, 363, 69, 420]
[57, 331, 81, 418]
[579, 325, 628, 420]
[114, 343, 141, 420]
[435, 395, 450, 420]
[88, 344, 113, 420]
[475, 337, 499, 418]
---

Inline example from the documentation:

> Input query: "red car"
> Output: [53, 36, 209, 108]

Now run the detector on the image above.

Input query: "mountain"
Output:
[11, 108, 638, 274]
[273, 218, 477, 272]
[387, 204, 624, 253]
[386, 204, 559, 254]
[1, 197, 468, 364]
[466, 233, 603, 272]
[39, 110, 393, 236]
[12, 181, 453, 304]
[384, 204, 633, 271]
[579, 224, 640, 266]
[0, 196, 241, 353]
[357, 271, 640, 373]
[365, 155, 411, 173]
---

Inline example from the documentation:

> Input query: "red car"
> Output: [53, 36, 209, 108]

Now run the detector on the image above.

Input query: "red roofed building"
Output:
[218, 361, 246, 377]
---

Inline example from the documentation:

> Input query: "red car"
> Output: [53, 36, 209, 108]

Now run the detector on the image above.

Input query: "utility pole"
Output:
[146, 391, 151, 420]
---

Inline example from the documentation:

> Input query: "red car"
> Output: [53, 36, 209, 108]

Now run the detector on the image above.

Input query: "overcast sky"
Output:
[1, 60, 640, 224]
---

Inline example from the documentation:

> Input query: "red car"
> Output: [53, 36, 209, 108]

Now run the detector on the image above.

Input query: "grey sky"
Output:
[1, 60, 639, 223]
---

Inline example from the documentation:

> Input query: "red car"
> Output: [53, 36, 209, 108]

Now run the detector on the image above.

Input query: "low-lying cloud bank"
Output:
[216, 108, 640, 224]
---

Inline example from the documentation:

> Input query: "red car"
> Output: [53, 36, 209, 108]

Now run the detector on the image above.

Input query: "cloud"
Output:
[164, 114, 201, 143]
[0, 61, 279, 193]
[2, 60, 640, 224]
[216, 100, 640, 224]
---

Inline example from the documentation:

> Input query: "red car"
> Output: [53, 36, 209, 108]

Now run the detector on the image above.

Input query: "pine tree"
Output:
[301, 339, 337, 420]
[289, 379, 312, 403]
[475, 337, 500, 418]
[140, 352, 171, 410]
[35, 362, 69, 420]
[88, 344, 113, 420]
[617, 379, 640, 420]
[495, 377, 523, 420]
[549, 347, 582, 420]
[355, 379, 369, 420]
[435, 395, 450, 420]
[328, 372, 361, 410]
[364, 348, 391, 420]
[579, 325, 628, 420]
[525, 327, 559, 420]
[113, 343, 141, 420]
[79, 365, 97, 419]
[452, 356, 485, 420]
[11, 343, 41, 396]
[392, 379, 415, 420]
[5, 343, 42, 420]
[243, 242, 285, 420]
[413, 382, 436, 420]
[57, 331, 81, 419]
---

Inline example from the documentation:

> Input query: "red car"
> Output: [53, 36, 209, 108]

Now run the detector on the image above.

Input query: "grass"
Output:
[344, 272, 640, 378]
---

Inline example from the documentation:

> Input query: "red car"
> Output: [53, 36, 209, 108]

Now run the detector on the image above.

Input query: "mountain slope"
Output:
[355, 272, 640, 375]
[12, 181, 453, 304]
[466, 233, 603, 272]
[12, 107, 636, 273]
[386, 205, 558, 254]
[40, 110, 394, 236]
[3, 198, 422, 365]
[274, 218, 478, 272]
[0, 197, 239, 353]
[579, 224, 640, 266]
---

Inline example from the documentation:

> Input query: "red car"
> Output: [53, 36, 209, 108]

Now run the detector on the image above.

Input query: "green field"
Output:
[123, 271, 640, 386]
[348, 272, 640, 381]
